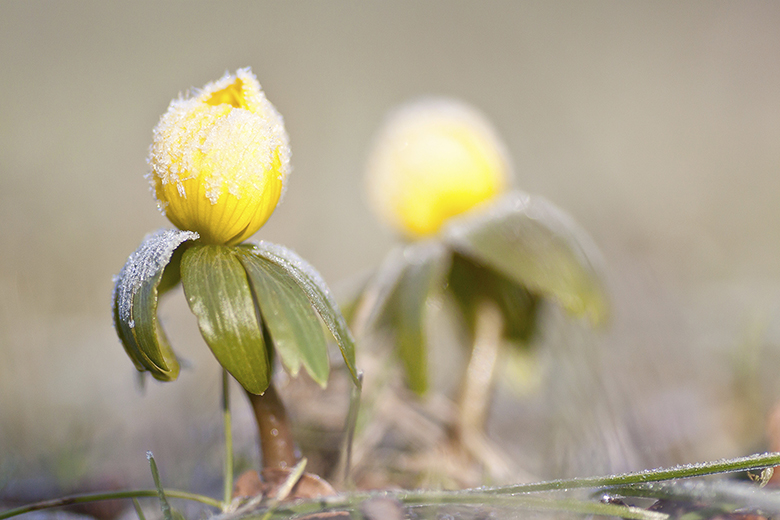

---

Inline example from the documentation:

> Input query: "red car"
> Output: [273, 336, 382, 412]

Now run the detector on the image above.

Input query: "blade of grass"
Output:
[265, 490, 668, 520]
[0, 489, 221, 520]
[474, 452, 780, 494]
[147, 452, 173, 520]
[414, 494, 669, 520]
[336, 371, 363, 488]
[132, 498, 146, 520]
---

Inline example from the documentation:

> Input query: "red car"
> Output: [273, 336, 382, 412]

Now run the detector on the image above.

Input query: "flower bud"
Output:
[148, 68, 291, 245]
[366, 98, 510, 239]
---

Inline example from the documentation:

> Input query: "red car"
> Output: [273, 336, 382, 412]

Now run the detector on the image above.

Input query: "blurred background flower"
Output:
[366, 98, 510, 239]
[2, 0, 780, 505]
[344, 96, 608, 487]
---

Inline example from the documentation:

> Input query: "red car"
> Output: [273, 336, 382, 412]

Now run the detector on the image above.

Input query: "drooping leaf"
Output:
[444, 191, 609, 326]
[244, 242, 361, 389]
[387, 241, 451, 395]
[237, 249, 330, 387]
[448, 253, 538, 344]
[180, 244, 270, 395]
[112, 229, 199, 381]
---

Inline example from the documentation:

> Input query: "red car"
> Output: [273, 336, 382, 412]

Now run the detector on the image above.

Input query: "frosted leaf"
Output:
[112, 228, 198, 380]
[113, 229, 199, 326]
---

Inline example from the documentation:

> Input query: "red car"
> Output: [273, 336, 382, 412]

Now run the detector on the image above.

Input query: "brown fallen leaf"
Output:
[233, 470, 267, 500]
[232, 468, 337, 502]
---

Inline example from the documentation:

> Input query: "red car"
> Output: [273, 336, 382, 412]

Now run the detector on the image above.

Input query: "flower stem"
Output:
[244, 383, 298, 469]
[457, 299, 503, 437]
[222, 369, 234, 507]
[456, 299, 511, 477]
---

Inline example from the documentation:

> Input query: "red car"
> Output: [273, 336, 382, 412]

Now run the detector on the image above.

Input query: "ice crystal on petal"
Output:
[146, 68, 290, 245]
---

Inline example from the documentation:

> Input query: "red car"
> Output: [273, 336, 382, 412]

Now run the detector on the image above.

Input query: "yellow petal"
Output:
[366, 98, 510, 239]
[148, 68, 290, 245]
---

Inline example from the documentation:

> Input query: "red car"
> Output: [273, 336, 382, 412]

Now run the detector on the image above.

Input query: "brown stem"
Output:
[245, 383, 298, 469]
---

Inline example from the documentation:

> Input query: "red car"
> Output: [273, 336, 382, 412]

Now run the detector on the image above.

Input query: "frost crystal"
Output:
[145, 68, 291, 245]
[113, 229, 199, 325]
[148, 68, 291, 209]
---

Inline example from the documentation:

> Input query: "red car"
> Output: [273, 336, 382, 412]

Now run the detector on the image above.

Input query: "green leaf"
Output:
[180, 244, 270, 395]
[243, 242, 361, 389]
[387, 242, 451, 395]
[444, 192, 609, 326]
[237, 249, 330, 387]
[448, 253, 538, 344]
[112, 229, 199, 381]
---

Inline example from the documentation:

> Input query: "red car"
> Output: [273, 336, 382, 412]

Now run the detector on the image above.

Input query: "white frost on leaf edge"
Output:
[113, 229, 199, 326]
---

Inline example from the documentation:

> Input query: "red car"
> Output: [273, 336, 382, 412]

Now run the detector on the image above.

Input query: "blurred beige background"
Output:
[2, 1, 780, 494]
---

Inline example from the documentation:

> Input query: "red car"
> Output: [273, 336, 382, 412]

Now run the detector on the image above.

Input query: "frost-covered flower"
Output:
[366, 98, 510, 239]
[148, 68, 291, 246]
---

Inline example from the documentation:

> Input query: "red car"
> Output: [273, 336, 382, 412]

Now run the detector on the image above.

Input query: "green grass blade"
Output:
[147, 452, 174, 520]
[476, 452, 780, 494]
[264, 490, 668, 520]
[132, 498, 146, 520]
[0, 490, 221, 520]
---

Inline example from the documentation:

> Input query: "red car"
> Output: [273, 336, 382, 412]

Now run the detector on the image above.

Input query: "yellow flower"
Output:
[366, 98, 510, 239]
[148, 68, 291, 245]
